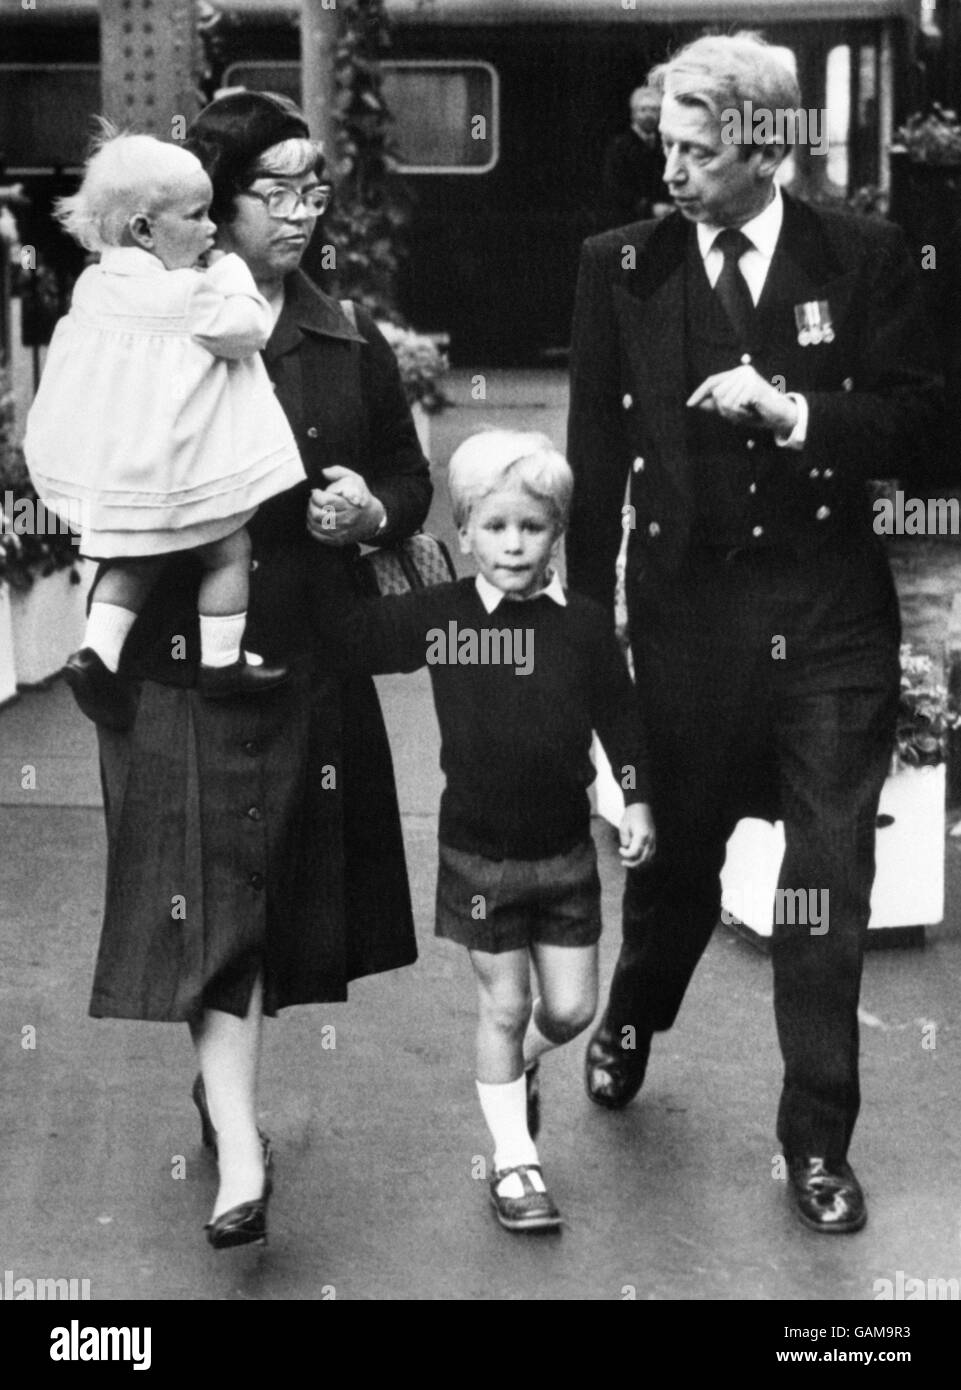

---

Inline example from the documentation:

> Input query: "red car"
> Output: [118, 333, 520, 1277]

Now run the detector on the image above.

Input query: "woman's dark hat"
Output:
[186, 90, 316, 221]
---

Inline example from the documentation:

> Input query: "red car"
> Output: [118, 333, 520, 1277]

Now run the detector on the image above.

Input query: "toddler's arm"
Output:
[187, 252, 273, 359]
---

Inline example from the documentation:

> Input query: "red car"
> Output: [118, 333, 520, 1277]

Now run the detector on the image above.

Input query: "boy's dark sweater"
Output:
[316, 575, 649, 861]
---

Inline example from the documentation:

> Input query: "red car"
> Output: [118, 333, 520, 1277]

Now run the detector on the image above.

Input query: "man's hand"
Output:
[686, 364, 798, 436]
[307, 465, 386, 546]
[619, 802, 656, 869]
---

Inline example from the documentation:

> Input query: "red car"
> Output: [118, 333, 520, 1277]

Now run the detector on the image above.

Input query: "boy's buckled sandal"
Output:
[489, 1164, 562, 1232]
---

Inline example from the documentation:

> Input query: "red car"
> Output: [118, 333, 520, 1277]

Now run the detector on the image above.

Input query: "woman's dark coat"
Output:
[89, 274, 432, 1020]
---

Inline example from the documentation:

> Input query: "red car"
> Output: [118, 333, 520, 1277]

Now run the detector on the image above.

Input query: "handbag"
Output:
[337, 299, 456, 598]
[354, 532, 458, 598]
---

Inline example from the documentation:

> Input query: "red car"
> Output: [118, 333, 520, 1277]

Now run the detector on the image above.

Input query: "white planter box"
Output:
[9, 559, 94, 687]
[0, 584, 18, 707]
[721, 763, 945, 942]
[593, 741, 944, 943]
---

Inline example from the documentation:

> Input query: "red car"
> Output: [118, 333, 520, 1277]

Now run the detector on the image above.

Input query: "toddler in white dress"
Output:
[24, 128, 306, 730]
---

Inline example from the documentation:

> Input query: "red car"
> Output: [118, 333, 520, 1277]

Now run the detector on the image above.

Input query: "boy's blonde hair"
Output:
[448, 429, 573, 531]
[55, 122, 209, 252]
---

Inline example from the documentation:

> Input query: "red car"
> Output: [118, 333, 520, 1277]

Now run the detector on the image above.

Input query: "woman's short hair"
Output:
[448, 429, 573, 531]
[54, 124, 207, 252]
[649, 31, 800, 136]
[186, 90, 325, 224]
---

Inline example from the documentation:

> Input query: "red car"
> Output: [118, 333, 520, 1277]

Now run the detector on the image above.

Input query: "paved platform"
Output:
[1, 372, 959, 1301]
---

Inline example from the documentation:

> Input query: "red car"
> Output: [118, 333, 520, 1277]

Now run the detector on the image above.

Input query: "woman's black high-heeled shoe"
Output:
[205, 1137, 274, 1250]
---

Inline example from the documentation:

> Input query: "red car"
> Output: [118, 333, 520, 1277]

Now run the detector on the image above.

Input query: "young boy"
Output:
[316, 430, 655, 1231]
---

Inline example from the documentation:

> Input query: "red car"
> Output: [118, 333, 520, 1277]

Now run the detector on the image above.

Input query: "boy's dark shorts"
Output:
[435, 838, 602, 952]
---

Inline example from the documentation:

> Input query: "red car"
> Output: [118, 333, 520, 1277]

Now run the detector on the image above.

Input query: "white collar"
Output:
[696, 183, 784, 264]
[475, 570, 567, 614]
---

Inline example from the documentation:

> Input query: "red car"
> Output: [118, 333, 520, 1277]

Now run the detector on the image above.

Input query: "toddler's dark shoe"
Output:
[63, 647, 136, 732]
[198, 657, 289, 699]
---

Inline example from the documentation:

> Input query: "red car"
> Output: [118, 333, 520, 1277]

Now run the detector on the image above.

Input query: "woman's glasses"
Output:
[239, 185, 333, 219]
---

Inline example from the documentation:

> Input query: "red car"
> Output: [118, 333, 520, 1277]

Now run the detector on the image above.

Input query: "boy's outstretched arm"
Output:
[309, 556, 455, 677]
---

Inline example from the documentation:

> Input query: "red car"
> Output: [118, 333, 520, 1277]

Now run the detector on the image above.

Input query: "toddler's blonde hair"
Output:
[448, 429, 573, 531]
[55, 122, 209, 252]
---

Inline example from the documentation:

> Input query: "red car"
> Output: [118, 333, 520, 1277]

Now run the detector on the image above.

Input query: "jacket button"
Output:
[622, 393, 633, 410]
[307, 426, 319, 439]
[740, 353, 752, 365]
[809, 468, 820, 479]
[824, 468, 834, 479]
[633, 456, 645, 473]
[752, 525, 764, 538]
[249, 559, 259, 573]
[648, 521, 660, 538]
[246, 806, 263, 822]
[748, 483, 757, 494]
[746, 439, 756, 451]
[249, 871, 265, 890]
[816, 505, 831, 521]
[842, 378, 854, 392]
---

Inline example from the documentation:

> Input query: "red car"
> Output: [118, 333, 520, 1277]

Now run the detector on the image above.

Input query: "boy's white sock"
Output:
[84, 601, 137, 674]
[199, 612, 246, 668]
[523, 999, 557, 1069]
[476, 1077, 545, 1197]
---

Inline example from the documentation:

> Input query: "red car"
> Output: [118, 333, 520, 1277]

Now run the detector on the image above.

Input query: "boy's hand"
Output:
[619, 802, 656, 868]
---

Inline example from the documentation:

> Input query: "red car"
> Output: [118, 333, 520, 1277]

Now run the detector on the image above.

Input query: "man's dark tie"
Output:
[712, 227, 755, 344]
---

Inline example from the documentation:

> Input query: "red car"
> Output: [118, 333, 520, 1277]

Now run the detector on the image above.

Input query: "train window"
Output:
[0, 66, 100, 173]
[381, 62, 498, 174]
[222, 60, 499, 176]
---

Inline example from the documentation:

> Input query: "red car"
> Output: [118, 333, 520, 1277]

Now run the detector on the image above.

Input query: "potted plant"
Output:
[889, 104, 961, 248]
[375, 319, 450, 457]
[0, 366, 90, 688]
[719, 642, 953, 945]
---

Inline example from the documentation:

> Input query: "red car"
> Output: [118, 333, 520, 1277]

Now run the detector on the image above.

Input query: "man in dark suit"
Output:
[601, 85, 670, 228]
[566, 33, 941, 1233]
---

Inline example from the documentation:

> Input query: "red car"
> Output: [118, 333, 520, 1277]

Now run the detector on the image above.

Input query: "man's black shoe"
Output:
[585, 1021, 651, 1109]
[787, 1156, 867, 1234]
[63, 647, 136, 732]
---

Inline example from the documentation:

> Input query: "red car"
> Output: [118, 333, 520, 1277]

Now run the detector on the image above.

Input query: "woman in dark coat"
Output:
[88, 92, 431, 1246]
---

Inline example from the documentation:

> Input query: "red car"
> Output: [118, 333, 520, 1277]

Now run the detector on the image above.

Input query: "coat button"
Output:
[842, 378, 854, 392]
[748, 482, 757, 494]
[648, 521, 660, 538]
[307, 426, 319, 439]
[622, 393, 633, 409]
[633, 456, 645, 473]
[746, 439, 755, 450]
[246, 806, 263, 821]
[816, 505, 831, 521]
[249, 559, 259, 572]
[824, 468, 834, 478]
[809, 468, 820, 479]
[752, 525, 764, 538]
[740, 353, 752, 365]
[249, 871, 265, 890]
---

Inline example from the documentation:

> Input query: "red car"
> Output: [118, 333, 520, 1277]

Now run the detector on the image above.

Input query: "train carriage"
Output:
[0, 0, 931, 362]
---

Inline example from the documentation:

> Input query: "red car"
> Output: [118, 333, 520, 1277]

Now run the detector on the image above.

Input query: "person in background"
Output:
[600, 85, 671, 228]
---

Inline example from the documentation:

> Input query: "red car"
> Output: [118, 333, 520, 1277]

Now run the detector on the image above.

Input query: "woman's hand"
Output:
[619, 802, 657, 869]
[307, 466, 386, 546]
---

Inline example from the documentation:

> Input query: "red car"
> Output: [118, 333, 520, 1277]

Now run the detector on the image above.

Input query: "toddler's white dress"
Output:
[24, 248, 305, 557]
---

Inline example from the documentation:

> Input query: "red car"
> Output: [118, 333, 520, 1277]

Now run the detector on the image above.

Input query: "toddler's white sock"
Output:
[83, 602, 137, 674]
[199, 612, 246, 668]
